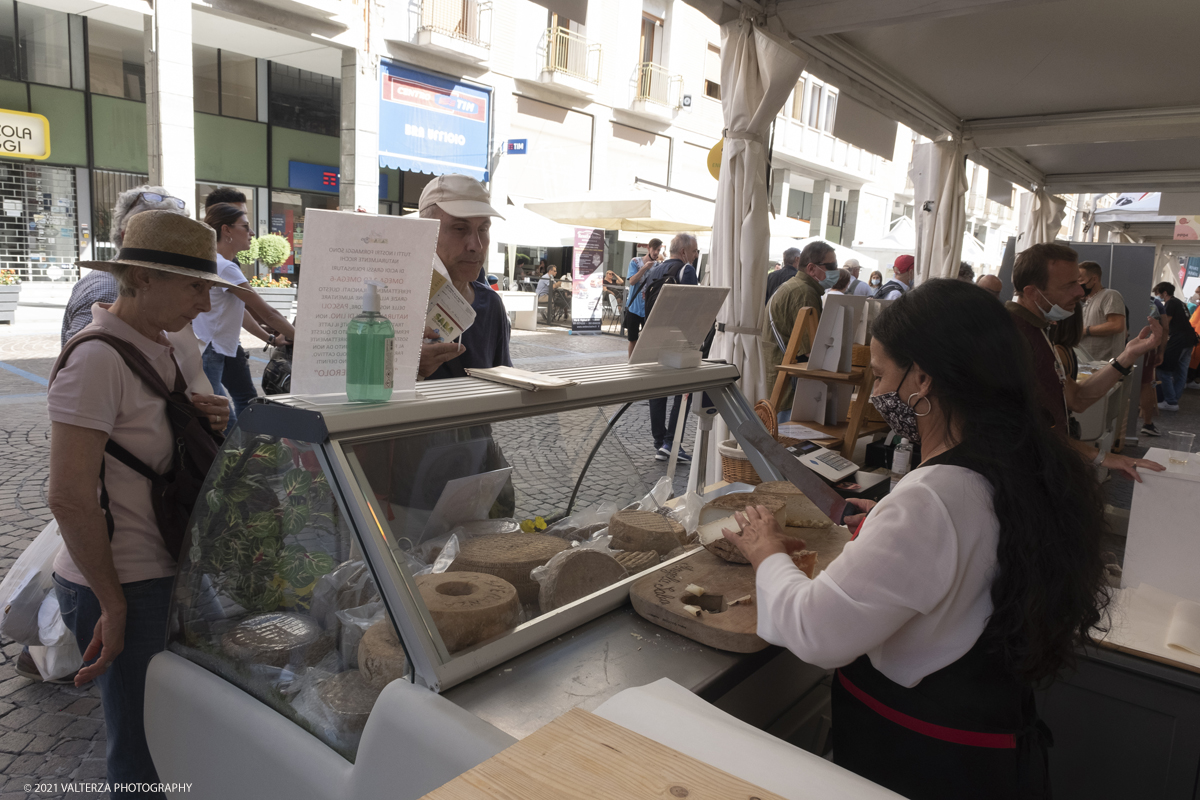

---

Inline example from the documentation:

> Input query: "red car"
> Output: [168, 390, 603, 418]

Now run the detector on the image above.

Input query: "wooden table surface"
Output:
[419, 707, 784, 800]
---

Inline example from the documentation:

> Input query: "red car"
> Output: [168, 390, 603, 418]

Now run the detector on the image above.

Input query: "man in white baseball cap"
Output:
[844, 258, 872, 296]
[416, 174, 512, 380]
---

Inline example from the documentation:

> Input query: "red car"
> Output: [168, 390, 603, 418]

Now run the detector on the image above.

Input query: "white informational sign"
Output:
[291, 210, 439, 397]
[629, 284, 730, 365]
[572, 227, 605, 333]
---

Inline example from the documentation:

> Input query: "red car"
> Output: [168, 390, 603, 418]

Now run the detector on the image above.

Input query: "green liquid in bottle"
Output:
[346, 311, 395, 402]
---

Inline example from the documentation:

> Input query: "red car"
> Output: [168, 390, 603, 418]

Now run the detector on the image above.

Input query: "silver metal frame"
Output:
[266, 363, 782, 691]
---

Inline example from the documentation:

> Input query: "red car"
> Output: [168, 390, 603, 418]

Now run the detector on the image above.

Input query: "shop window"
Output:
[270, 189, 339, 278]
[87, 19, 145, 102]
[269, 62, 340, 137]
[703, 43, 720, 100]
[807, 83, 822, 129]
[0, 162, 78, 280]
[0, 0, 16, 81]
[221, 50, 256, 120]
[790, 79, 806, 121]
[639, 13, 662, 65]
[193, 45, 219, 115]
[787, 188, 813, 223]
[826, 197, 846, 245]
[91, 168, 149, 262]
[17, 3, 73, 88]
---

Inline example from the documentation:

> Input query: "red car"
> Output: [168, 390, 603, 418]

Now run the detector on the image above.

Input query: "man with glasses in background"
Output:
[761, 240, 839, 419]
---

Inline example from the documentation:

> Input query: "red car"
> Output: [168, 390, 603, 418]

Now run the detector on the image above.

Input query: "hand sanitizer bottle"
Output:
[346, 280, 394, 402]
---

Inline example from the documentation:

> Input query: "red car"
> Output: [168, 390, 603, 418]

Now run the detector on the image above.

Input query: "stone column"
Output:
[340, 47, 380, 212]
[809, 179, 830, 239]
[841, 189, 861, 245]
[769, 168, 790, 219]
[144, 0, 194, 212]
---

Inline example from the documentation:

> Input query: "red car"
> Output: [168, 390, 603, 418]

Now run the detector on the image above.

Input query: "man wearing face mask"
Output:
[1007, 243, 1163, 481]
[874, 255, 914, 300]
[762, 240, 838, 415]
[1077, 261, 1127, 362]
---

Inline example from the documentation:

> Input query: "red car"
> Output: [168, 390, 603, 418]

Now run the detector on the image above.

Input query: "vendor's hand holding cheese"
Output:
[724, 280, 1110, 800]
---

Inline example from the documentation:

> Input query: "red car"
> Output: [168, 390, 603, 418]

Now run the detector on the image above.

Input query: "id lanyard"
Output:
[1040, 328, 1071, 425]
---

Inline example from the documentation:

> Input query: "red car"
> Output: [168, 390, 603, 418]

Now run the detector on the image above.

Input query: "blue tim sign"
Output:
[287, 161, 389, 199]
[378, 61, 492, 181]
[506, 139, 527, 154]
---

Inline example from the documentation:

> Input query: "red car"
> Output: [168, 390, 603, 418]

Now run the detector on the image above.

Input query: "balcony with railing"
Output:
[536, 26, 601, 97]
[770, 111, 885, 186]
[414, 0, 492, 63]
[626, 61, 683, 122]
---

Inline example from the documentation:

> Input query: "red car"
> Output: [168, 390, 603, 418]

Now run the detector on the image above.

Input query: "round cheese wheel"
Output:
[538, 550, 628, 613]
[609, 511, 687, 556]
[416, 571, 521, 653]
[614, 550, 659, 575]
[221, 613, 325, 667]
[317, 669, 378, 736]
[357, 618, 408, 692]
[448, 533, 568, 604]
[753, 483, 832, 528]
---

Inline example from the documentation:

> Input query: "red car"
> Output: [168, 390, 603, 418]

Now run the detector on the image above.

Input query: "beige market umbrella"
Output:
[525, 190, 715, 233]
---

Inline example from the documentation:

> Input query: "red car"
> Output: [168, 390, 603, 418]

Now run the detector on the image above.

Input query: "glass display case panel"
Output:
[170, 428, 412, 761]
[342, 405, 655, 663]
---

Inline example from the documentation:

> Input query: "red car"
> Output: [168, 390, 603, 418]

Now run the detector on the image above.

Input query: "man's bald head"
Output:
[976, 274, 1003, 300]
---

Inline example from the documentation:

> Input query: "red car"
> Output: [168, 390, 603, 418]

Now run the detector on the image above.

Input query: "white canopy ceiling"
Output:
[687, 0, 1200, 196]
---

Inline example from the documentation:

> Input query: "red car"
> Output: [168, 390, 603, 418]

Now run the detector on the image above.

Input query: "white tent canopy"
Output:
[491, 203, 577, 247]
[525, 189, 715, 233]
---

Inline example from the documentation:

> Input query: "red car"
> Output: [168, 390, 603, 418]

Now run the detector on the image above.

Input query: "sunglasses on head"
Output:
[139, 192, 186, 209]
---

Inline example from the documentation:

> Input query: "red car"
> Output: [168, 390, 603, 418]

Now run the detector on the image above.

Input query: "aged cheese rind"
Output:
[447, 533, 568, 604]
[614, 550, 659, 574]
[221, 612, 326, 667]
[538, 550, 628, 613]
[753, 483, 832, 528]
[416, 571, 521, 652]
[357, 618, 408, 691]
[609, 510, 687, 556]
[317, 669, 378, 736]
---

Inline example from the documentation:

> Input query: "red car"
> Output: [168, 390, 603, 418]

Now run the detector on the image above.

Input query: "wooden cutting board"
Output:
[419, 707, 784, 800]
[629, 526, 853, 653]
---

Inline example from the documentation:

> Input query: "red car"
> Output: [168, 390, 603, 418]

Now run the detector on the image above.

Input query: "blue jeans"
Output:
[54, 573, 174, 799]
[202, 343, 258, 432]
[1158, 346, 1195, 406]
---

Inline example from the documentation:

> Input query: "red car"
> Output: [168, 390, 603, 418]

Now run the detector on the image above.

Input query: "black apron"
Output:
[831, 447, 1053, 800]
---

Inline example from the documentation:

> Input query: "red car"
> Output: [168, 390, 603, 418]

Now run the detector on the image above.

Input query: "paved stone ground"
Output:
[0, 310, 1194, 798]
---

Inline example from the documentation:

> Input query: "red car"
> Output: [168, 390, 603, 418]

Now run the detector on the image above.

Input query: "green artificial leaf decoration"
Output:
[281, 502, 311, 538]
[206, 489, 223, 513]
[283, 468, 313, 498]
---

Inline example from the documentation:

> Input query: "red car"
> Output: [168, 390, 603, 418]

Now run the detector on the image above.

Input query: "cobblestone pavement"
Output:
[0, 325, 702, 798]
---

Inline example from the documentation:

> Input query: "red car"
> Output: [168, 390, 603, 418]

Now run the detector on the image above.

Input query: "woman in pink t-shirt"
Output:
[47, 211, 238, 793]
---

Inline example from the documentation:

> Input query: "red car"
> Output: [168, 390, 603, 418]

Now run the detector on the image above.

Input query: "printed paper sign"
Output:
[426, 268, 475, 343]
[291, 210, 439, 396]
[1175, 216, 1200, 241]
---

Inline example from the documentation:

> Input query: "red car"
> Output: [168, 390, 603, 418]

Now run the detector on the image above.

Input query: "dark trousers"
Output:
[650, 395, 692, 449]
[54, 573, 174, 799]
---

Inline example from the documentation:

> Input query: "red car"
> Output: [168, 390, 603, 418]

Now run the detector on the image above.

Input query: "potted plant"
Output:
[239, 234, 296, 317]
[0, 269, 20, 324]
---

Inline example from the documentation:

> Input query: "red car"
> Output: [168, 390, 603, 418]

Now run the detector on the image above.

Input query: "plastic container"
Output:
[346, 281, 395, 403]
[890, 437, 912, 490]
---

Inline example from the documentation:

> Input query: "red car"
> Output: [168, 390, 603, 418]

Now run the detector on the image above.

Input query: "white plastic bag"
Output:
[27, 591, 82, 681]
[0, 520, 64, 645]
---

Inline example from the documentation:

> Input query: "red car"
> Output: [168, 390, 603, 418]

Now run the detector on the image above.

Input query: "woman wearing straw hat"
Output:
[46, 211, 239, 795]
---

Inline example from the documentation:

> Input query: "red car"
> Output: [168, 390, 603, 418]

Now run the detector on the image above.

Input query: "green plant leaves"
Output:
[281, 502, 311, 538]
[283, 468, 313, 498]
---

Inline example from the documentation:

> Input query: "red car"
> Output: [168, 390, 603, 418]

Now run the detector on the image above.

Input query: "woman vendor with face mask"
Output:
[724, 279, 1110, 800]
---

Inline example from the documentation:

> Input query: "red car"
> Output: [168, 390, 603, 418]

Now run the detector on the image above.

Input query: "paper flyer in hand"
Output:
[426, 266, 476, 343]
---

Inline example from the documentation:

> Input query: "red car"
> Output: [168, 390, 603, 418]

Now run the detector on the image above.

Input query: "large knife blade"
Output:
[734, 420, 848, 525]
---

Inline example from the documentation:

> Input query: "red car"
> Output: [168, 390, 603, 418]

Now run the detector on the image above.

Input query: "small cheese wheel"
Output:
[416, 572, 520, 653]
[317, 669, 379, 736]
[358, 618, 408, 692]
[448, 533, 568, 605]
[614, 550, 659, 575]
[753, 483, 832, 529]
[221, 613, 324, 667]
[538, 550, 628, 613]
[609, 510, 687, 556]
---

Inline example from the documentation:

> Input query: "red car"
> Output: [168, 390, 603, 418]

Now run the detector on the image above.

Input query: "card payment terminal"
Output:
[786, 440, 858, 483]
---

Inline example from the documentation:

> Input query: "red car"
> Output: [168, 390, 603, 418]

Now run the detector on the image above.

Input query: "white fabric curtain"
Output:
[911, 139, 967, 284]
[704, 18, 807, 481]
[1016, 188, 1067, 253]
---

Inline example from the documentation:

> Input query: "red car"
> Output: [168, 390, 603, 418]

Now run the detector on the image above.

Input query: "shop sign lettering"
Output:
[0, 110, 49, 160]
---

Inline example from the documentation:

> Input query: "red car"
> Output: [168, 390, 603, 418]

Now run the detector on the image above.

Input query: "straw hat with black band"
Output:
[79, 209, 249, 293]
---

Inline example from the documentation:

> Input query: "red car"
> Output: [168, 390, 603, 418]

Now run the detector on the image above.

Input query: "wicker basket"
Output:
[719, 438, 762, 485]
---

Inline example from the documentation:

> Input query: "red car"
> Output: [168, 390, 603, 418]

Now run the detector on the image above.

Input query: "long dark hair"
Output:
[871, 279, 1108, 684]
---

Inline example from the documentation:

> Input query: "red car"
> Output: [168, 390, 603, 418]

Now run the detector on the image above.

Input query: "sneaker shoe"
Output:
[1140, 422, 1162, 436]
[657, 445, 692, 463]
[655, 446, 669, 461]
[675, 447, 692, 464]
[1158, 401, 1180, 411]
